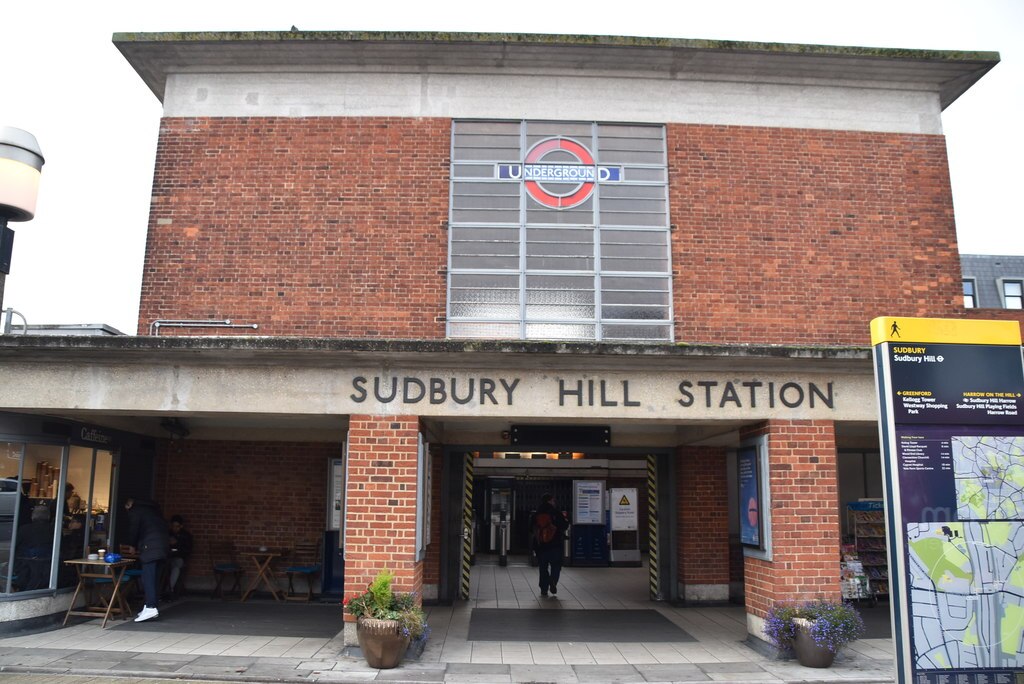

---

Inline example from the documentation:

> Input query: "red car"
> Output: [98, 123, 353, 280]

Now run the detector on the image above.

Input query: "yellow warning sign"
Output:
[619, 495, 630, 506]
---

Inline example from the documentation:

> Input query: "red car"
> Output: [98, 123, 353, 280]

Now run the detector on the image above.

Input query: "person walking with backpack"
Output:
[531, 493, 568, 597]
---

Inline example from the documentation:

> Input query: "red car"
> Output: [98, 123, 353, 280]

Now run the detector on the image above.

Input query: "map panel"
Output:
[906, 522, 1024, 672]
[953, 436, 1024, 520]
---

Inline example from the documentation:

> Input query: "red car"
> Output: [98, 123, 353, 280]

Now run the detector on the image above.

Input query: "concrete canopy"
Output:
[112, 30, 999, 110]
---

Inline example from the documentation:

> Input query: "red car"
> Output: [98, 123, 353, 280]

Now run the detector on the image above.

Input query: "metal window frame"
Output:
[996, 277, 1024, 309]
[962, 277, 977, 309]
[447, 120, 673, 342]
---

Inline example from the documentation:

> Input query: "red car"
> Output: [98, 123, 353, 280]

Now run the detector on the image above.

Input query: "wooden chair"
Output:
[284, 541, 322, 601]
[209, 540, 243, 600]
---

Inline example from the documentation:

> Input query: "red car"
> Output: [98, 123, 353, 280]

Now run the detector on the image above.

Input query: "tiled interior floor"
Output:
[0, 559, 895, 670]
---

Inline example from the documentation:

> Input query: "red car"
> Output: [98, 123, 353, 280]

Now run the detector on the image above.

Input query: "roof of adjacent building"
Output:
[112, 30, 999, 109]
[961, 254, 1024, 308]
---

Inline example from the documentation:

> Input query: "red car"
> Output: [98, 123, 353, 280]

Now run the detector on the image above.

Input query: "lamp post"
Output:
[0, 126, 45, 312]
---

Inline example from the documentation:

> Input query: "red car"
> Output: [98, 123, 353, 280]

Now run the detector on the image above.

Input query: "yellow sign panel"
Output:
[619, 495, 630, 506]
[870, 317, 1021, 347]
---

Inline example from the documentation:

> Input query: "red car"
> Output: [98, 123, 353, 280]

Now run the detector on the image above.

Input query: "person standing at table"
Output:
[124, 497, 169, 622]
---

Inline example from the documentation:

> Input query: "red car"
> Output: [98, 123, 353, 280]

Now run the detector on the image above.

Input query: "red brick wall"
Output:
[343, 415, 422, 618]
[676, 447, 729, 586]
[153, 439, 337, 579]
[668, 126, 966, 345]
[740, 420, 840, 618]
[138, 117, 450, 338]
[137, 117, 999, 345]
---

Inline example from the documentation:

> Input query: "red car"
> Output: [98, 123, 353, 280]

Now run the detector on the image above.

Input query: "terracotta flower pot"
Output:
[792, 624, 836, 668]
[356, 617, 411, 669]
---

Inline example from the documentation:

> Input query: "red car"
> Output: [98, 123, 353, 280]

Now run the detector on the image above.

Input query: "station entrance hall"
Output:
[0, 30, 1017, 653]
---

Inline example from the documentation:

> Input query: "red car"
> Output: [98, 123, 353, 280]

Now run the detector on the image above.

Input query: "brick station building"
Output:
[0, 31, 1021, 642]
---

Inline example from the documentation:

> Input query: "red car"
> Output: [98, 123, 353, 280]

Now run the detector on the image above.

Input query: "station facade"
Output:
[0, 31, 1021, 642]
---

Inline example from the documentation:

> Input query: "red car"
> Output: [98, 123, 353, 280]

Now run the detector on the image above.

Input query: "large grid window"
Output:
[448, 121, 672, 342]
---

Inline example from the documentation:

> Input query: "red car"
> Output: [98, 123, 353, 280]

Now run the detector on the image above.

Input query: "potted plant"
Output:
[344, 570, 429, 669]
[764, 598, 864, 668]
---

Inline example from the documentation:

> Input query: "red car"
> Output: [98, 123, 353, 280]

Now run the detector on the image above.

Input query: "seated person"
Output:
[14, 506, 56, 591]
[167, 515, 193, 596]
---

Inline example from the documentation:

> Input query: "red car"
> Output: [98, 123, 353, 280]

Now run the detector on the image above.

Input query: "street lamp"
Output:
[0, 126, 45, 311]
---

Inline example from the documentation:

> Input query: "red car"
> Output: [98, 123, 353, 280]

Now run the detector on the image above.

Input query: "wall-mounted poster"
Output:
[738, 446, 762, 548]
[329, 458, 344, 531]
[610, 488, 638, 531]
[573, 480, 605, 525]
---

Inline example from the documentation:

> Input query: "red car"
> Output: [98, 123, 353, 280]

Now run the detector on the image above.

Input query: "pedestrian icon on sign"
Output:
[890, 321, 901, 338]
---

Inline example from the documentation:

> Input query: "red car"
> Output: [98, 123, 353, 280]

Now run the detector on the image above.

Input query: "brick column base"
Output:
[739, 420, 840, 641]
[343, 415, 423, 646]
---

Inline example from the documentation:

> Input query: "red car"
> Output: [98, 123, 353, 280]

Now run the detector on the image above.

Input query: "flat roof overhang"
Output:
[0, 335, 873, 373]
[0, 336, 880, 445]
[112, 30, 999, 111]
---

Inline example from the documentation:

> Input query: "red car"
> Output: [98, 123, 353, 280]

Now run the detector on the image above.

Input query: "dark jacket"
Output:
[531, 501, 568, 552]
[126, 500, 170, 563]
[171, 527, 194, 559]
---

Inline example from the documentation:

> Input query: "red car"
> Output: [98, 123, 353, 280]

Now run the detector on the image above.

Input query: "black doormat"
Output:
[110, 599, 343, 638]
[859, 602, 893, 639]
[468, 608, 696, 642]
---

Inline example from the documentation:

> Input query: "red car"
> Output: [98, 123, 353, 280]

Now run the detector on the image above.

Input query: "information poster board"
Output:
[610, 488, 638, 531]
[871, 316, 1024, 684]
[737, 446, 762, 548]
[573, 480, 605, 525]
[330, 458, 343, 531]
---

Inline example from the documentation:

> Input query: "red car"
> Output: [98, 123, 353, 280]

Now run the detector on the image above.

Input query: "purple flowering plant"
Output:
[764, 599, 864, 654]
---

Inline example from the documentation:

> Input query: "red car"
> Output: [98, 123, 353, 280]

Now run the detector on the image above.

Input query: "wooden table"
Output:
[63, 558, 135, 628]
[240, 551, 281, 601]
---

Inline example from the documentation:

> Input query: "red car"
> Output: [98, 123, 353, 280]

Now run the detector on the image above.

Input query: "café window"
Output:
[448, 120, 672, 342]
[0, 441, 116, 593]
[962, 278, 977, 308]
[1001, 279, 1023, 309]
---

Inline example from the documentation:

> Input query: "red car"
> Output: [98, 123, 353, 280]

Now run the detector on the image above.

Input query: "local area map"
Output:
[953, 436, 1024, 520]
[907, 522, 1024, 671]
[905, 436, 1024, 672]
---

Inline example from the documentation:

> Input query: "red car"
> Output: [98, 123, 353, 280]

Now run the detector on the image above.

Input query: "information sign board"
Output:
[573, 480, 605, 525]
[610, 488, 638, 531]
[871, 317, 1024, 684]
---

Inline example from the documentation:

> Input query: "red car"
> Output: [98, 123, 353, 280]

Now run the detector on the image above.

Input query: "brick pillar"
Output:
[343, 415, 422, 644]
[676, 446, 730, 602]
[740, 420, 840, 640]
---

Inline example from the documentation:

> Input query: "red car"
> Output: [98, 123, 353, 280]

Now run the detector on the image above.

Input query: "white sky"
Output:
[2, 0, 1022, 334]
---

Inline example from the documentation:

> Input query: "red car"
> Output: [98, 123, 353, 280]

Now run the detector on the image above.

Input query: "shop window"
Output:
[1001, 279, 1023, 309]
[448, 120, 672, 342]
[0, 441, 116, 594]
[962, 278, 977, 308]
[62, 446, 115, 587]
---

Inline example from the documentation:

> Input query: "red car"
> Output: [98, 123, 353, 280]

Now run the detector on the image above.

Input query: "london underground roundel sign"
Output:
[496, 137, 621, 209]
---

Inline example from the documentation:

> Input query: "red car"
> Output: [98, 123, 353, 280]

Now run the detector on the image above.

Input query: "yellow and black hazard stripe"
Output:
[460, 452, 473, 600]
[647, 454, 659, 600]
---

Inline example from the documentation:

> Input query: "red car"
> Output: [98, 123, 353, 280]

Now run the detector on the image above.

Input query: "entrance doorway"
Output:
[440, 448, 675, 606]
